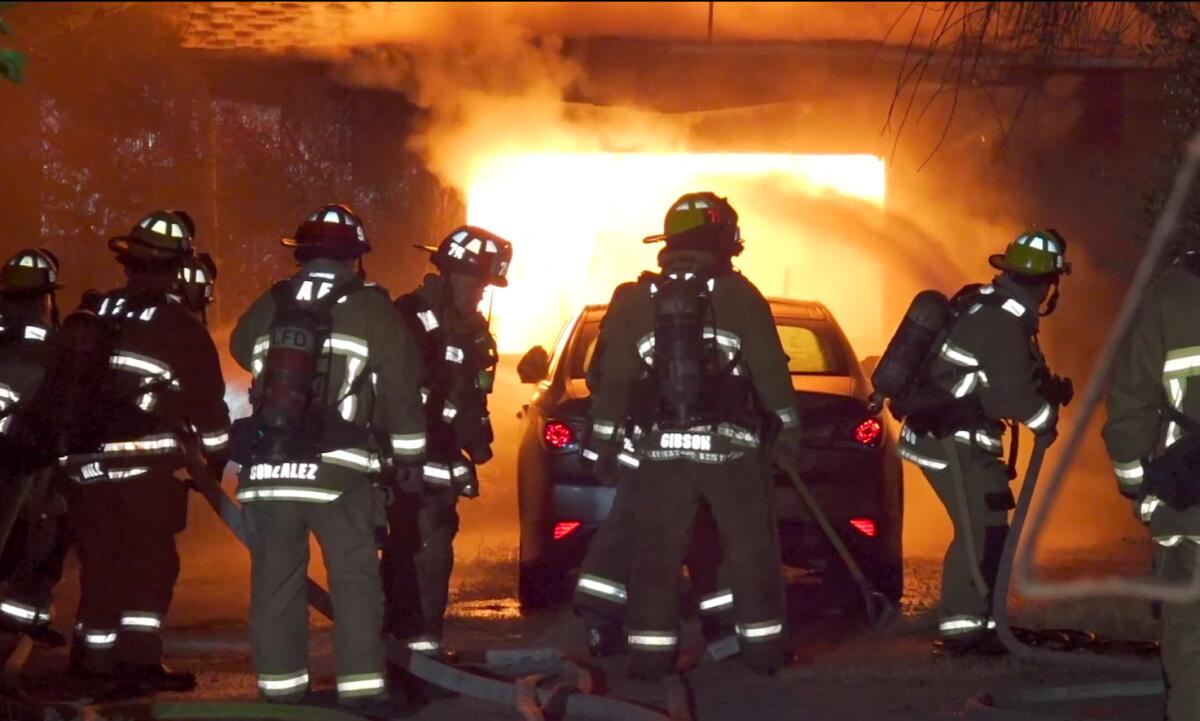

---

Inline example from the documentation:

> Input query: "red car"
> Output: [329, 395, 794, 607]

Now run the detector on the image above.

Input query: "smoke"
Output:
[295, 4, 691, 194]
[247, 3, 1145, 559]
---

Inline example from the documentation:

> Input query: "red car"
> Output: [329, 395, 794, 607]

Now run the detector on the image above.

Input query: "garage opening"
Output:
[465, 152, 888, 357]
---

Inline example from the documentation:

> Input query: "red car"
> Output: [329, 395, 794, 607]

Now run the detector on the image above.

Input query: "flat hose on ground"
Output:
[390, 642, 670, 721]
[0, 693, 373, 721]
[968, 405, 1162, 718]
[186, 446, 670, 721]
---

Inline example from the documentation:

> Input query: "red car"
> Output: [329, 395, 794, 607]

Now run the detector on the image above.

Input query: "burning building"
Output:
[0, 2, 1168, 605]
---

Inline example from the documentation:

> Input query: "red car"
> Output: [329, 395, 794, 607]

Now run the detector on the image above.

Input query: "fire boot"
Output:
[117, 663, 198, 694]
[342, 694, 417, 720]
[585, 617, 626, 658]
[934, 630, 1007, 658]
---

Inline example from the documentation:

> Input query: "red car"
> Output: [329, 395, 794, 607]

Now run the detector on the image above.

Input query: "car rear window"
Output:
[570, 320, 602, 379]
[777, 322, 847, 375]
[571, 317, 847, 378]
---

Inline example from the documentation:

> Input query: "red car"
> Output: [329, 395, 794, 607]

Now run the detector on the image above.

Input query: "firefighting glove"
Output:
[467, 441, 493, 465]
[391, 464, 425, 495]
[581, 444, 620, 486]
[453, 465, 480, 499]
[1144, 435, 1200, 511]
[1032, 406, 1059, 446]
[771, 427, 803, 478]
[593, 453, 620, 487]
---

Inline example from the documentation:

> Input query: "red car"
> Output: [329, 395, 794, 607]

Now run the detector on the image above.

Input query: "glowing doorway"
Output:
[467, 153, 886, 355]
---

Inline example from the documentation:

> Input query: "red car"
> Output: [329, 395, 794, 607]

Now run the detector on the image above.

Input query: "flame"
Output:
[467, 152, 887, 355]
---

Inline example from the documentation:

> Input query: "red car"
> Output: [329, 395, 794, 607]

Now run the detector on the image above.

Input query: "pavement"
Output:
[1, 362, 1171, 720]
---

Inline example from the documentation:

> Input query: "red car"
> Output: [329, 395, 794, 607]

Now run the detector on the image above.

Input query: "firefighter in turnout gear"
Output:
[584, 192, 796, 679]
[895, 229, 1068, 653]
[382, 225, 510, 662]
[62, 211, 230, 691]
[573, 300, 733, 658]
[0, 249, 70, 655]
[1103, 250, 1200, 721]
[230, 204, 425, 715]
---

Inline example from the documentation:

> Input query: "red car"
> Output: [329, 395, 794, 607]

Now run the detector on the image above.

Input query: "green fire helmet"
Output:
[989, 228, 1071, 278]
[643, 192, 741, 244]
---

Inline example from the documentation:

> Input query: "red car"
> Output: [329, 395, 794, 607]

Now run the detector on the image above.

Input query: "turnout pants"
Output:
[380, 484, 459, 654]
[1160, 543, 1200, 721]
[69, 472, 187, 672]
[906, 434, 1011, 640]
[626, 453, 785, 679]
[0, 473, 71, 646]
[245, 482, 386, 703]
[573, 469, 732, 639]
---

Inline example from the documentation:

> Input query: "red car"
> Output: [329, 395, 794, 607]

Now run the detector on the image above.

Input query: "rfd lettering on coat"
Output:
[248, 463, 319, 481]
[659, 433, 712, 451]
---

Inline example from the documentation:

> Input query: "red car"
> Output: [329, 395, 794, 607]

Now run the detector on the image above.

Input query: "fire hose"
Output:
[0, 454, 674, 721]
[965, 128, 1200, 718]
[965, 435, 1163, 720]
[942, 437, 993, 603]
[184, 458, 673, 721]
[781, 466, 895, 629]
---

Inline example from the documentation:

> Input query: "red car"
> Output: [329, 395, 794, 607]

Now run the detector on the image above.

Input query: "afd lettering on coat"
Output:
[81, 462, 104, 480]
[248, 463, 319, 481]
[659, 433, 713, 451]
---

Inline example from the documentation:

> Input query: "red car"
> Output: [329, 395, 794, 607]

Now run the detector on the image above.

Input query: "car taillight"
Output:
[553, 521, 581, 540]
[849, 518, 877, 537]
[853, 418, 882, 446]
[543, 420, 574, 449]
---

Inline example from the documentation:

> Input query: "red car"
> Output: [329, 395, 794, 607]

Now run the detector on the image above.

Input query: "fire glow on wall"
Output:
[467, 153, 887, 356]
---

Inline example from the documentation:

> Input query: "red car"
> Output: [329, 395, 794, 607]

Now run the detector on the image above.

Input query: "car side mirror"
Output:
[860, 355, 881, 379]
[517, 345, 551, 384]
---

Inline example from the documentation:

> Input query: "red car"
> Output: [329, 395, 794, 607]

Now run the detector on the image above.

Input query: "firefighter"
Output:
[63, 211, 230, 691]
[1103, 249, 1200, 721]
[381, 226, 510, 663]
[230, 204, 425, 715]
[896, 229, 1069, 652]
[0, 249, 70, 654]
[177, 253, 217, 326]
[584, 192, 798, 679]
[573, 307, 732, 656]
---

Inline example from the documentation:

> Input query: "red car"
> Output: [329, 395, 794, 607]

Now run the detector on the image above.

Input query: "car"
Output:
[513, 298, 904, 611]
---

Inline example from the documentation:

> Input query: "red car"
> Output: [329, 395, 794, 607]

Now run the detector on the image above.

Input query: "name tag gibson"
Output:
[659, 433, 713, 452]
[249, 463, 319, 481]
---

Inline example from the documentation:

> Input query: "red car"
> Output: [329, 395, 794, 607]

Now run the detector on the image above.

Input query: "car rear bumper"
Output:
[541, 465, 898, 577]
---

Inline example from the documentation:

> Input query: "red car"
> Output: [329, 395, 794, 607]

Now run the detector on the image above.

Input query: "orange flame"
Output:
[467, 152, 886, 356]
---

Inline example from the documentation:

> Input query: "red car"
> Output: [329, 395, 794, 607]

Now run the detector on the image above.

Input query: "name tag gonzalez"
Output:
[248, 463, 319, 481]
